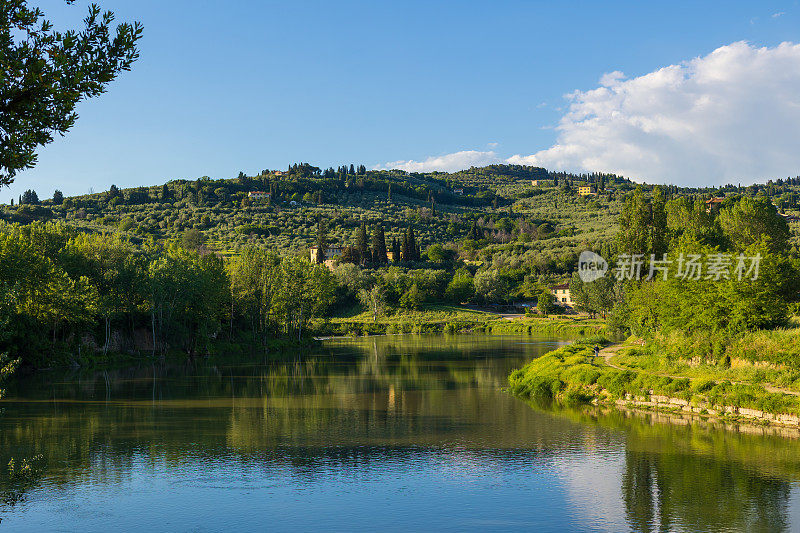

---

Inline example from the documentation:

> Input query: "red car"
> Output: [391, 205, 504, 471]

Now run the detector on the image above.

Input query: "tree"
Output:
[467, 220, 482, 240]
[649, 186, 668, 256]
[340, 245, 359, 265]
[445, 269, 475, 302]
[358, 284, 386, 322]
[20, 189, 38, 204]
[315, 217, 327, 264]
[537, 289, 556, 315]
[181, 229, 206, 250]
[161, 184, 170, 201]
[0, 1, 143, 186]
[474, 269, 509, 303]
[371, 224, 387, 264]
[400, 283, 423, 310]
[356, 221, 370, 265]
[426, 243, 446, 263]
[571, 272, 616, 318]
[617, 186, 650, 255]
[52, 189, 63, 205]
[403, 226, 418, 261]
[719, 196, 789, 253]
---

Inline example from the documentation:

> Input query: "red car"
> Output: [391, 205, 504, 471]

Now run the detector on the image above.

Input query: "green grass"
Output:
[613, 326, 800, 393]
[313, 305, 607, 337]
[508, 339, 800, 417]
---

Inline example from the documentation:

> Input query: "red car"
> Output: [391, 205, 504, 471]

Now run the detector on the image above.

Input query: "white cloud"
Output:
[377, 150, 500, 173]
[773, 11, 785, 18]
[509, 41, 800, 186]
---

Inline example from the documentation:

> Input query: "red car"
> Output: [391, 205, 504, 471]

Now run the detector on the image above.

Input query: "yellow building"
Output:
[578, 185, 596, 196]
[550, 283, 573, 306]
[309, 245, 343, 267]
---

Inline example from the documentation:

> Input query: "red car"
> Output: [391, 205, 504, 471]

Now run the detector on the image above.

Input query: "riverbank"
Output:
[508, 336, 800, 428]
[311, 304, 606, 337]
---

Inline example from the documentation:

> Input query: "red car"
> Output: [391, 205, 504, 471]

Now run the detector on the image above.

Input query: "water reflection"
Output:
[0, 335, 798, 532]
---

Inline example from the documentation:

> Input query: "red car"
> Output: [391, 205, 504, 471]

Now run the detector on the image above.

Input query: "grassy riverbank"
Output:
[311, 304, 606, 337]
[508, 332, 800, 421]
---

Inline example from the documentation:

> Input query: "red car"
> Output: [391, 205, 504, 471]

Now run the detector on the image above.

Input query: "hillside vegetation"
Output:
[5, 163, 800, 368]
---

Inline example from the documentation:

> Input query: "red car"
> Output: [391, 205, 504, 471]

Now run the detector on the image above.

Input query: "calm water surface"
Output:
[2, 335, 800, 532]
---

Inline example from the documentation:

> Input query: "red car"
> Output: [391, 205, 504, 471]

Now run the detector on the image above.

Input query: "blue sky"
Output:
[8, 0, 800, 201]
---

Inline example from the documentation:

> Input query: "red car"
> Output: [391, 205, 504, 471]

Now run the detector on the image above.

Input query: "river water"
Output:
[1, 335, 800, 532]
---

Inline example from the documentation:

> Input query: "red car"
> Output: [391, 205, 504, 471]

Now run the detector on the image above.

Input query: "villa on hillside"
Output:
[705, 197, 724, 212]
[310, 246, 397, 268]
[309, 245, 344, 268]
[578, 185, 596, 196]
[550, 283, 573, 306]
[248, 191, 270, 200]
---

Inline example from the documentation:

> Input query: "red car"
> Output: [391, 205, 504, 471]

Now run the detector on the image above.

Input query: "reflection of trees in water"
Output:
[622, 450, 791, 532]
[519, 400, 800, 532]
[0, 336, 567, 515]
[6, 335, 551, 402]
[5, 336, 799, 532]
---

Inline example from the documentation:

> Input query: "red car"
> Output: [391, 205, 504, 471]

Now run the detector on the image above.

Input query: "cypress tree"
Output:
[407, 226, 417, 261]
[315, 217, 327, 264]
[401, 231, 409, 262]
[372, 224, 388, 264]
[356, 221, 370, 265]
[391, 237, 400, 262]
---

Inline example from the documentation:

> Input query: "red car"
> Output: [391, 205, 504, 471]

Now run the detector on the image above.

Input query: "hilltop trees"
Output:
[0, 1, 142, 186]
[19, 189, 38, 204]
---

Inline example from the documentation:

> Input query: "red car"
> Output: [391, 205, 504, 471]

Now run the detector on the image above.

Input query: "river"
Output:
[1, 335, 800, 532]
